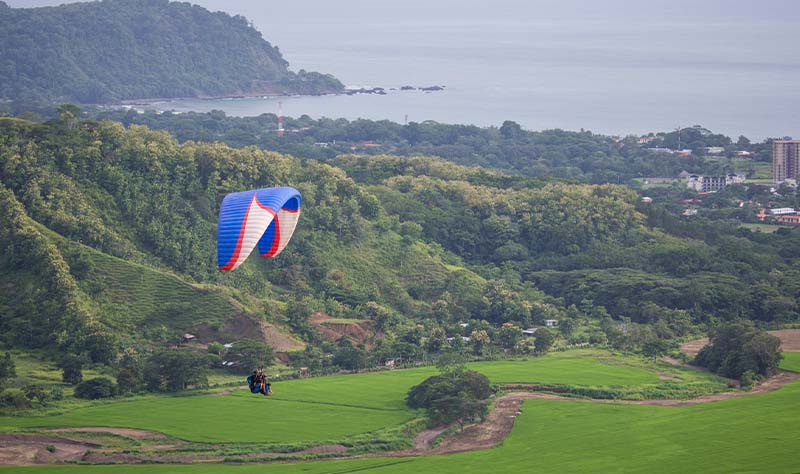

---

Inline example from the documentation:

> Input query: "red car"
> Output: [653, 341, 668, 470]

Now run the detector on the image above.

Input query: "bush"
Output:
[23, 384, 51, 405]
[50, 386, 64, 401]
[207, 342, 224, 355]
[739, 370, 760, 391]
[533, 329, 555, 354]
[0, 352, 16, 380]
[0, 388, 31, 409]
[57, 355, 84, 385]
[74, 378, 118, 399]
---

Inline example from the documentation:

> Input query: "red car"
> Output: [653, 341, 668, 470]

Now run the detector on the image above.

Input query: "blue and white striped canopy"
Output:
[217, 187, 302, 271]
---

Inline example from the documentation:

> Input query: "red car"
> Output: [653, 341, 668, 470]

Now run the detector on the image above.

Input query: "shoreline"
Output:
[114, 84, 446, 107]
[116, 90, 340, 107]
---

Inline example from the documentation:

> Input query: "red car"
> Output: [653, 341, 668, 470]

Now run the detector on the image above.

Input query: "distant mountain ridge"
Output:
[0, 0, 344, 104]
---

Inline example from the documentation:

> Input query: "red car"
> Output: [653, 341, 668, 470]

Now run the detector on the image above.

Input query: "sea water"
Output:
[10, 0, 800, 139]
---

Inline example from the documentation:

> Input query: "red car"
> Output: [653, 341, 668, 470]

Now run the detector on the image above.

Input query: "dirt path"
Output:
[426, 394, 524, 455]
[211, 385, 247, 396]
[44, 427, 165, 439]
[412, 426, 450, 451]
[497, 373, 800, 408]
[681, 329, 800, 356]
[0, 434, 101, 465]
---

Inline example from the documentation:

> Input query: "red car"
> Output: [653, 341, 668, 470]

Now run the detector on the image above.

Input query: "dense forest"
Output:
[96, 109, 772, 183]
[0, 0, 343, 104]
[1, 114, 799, 378]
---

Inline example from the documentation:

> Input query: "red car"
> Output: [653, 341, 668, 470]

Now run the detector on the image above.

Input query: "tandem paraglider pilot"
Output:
[247, 368, 271, 396]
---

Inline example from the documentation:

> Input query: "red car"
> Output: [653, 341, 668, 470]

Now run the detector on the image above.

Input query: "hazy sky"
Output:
[5, 0, 800, 22]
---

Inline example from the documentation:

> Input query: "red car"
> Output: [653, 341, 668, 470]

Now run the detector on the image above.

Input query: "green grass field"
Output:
[0, 351, 713, 443]
[5, 379, 799, 474]
[739, 223, 793, 233]
[779, 352, 800, 372]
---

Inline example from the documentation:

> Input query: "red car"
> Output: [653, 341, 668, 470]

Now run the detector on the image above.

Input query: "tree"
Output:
[75, 378, 118, 399]
[58, 354, 84, 385]
[436, 351, 466, 374]
[284, 296, 317, 339]
[559, 319, 575, 338]
[116, 365, 143, 394]
[23, 385, 52, 406]
[497, 323, 522, 350]
[499, 120, 523, 139]
[0, 388, 30, 409]
[694, 320, 782, 379]
[470, 329, 490, 356]
[333, 341, 369, 371]
[425, 327, 448, 354]
[84, 331, 118, 364]
[224, 339, 274, 373]
[56, 104, 81, 129]
[0, 352, 15, 381]
[144, 350, 208, 392]
[406, 368, 492, 430]
[736, 135, 751, 149]
[642, 337, 670, 361]
[289, 346, 325, 372]
[533, 328, 554, 355]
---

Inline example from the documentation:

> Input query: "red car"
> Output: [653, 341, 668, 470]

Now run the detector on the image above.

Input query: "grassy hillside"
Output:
[54, 228, 253, 335]
[0, 180, 293, 352]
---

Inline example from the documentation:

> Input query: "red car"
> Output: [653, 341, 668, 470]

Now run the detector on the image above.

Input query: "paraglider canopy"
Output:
[217, 187, 302, 271]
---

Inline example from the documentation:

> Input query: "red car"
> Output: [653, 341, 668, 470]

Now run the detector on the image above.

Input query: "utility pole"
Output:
[277, 101, 284, 137]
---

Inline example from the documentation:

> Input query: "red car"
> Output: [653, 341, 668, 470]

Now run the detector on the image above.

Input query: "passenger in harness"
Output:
[247, 370, 259, 393]
[247, 368, 271, 396]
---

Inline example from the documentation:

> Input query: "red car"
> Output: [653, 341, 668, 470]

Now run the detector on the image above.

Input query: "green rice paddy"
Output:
[779, 351, 800, 372]
[2, 350, 796, 473]
[0, 351, 668, 442]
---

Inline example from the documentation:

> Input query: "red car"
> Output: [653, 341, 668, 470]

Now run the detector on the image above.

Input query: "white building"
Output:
[686, 174, 745, 192]
[770, 208, 796, 215]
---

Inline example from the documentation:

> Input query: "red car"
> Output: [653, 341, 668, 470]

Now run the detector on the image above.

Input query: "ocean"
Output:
[9, 0, 800, 140]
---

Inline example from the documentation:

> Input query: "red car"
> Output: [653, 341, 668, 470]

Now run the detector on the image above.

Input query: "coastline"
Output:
[114, 85, 445, 108]
[116, 89, 341, 108]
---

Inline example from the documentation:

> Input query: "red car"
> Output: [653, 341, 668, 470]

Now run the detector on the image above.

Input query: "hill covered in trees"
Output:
[1, 113, 798, 381]
[96, 109, 771, 183]
[0, 0, 343, 104]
